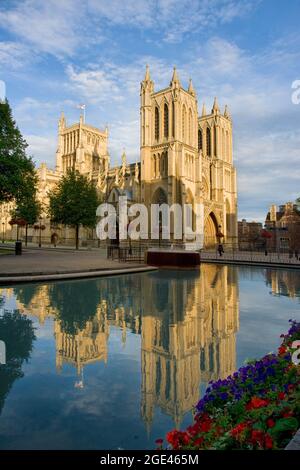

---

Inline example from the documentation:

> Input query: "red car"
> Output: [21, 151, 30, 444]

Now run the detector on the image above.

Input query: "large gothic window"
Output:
[214, 125, 217, 156]
[155, 107, 159, 141]
[172, 101, 175, 137]
[198, 129, 203, 151]
[189, 109, 193, 145]
[226, 130, 229, 160]
[206, 127, 211, 157]
[182, 104, 186, 140]
[164, 103, 169, 138]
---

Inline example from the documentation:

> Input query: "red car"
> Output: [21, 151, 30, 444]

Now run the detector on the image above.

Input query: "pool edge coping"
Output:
[0, 266, 158, 285]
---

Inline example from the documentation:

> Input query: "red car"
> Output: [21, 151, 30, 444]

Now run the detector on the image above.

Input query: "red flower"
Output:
[265, 434, 273, 449]
[166, 430, 189, 449]
[155, 438, 163, 445]
[187, 420, 203, 437]
[267, 419, 275, 428]
[193, 436, 204, 447]
[231, 422, 248, 438]
[246, 397, 270, 410]
[199, 419, 212, 433]
[250, 430, 265, 448]
[277, 392, 285, 400]
[278, 345, 287, 356]
[166, 430, 180, 449]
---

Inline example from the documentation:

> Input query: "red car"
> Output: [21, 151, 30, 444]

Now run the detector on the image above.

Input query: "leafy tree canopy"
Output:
[49, 169, 99, 228]
[12, 194, 42, 226]
[0, 99, 37, 204]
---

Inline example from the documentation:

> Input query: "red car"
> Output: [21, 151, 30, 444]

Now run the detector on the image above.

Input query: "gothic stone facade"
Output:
[1, 67, 237, 247]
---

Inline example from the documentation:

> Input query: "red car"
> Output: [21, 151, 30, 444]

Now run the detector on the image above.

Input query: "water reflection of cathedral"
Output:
[265, 269, 300, 299]
[141, 265, 238, 429]
[2, 264, 239, 430]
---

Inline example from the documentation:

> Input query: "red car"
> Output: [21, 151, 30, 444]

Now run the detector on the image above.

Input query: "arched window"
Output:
[155, 107, 159, 141]
[206, 127, 211, 157]
[214, 125, 217, 156]
[189, 109, 192, 145]
[164, 103, 169, 138]
[172, 101, 175, 137]
[182, 105, 186, 140]
[226, 130, 229, 160]
[222, 128, 225, 159]
[198, 129, 203, 151]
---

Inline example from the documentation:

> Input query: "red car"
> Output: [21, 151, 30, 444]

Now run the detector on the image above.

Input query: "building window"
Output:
[226, 130, 229, 159]
[206, 127, 211, 157]
[198, 128, 203, 151]
[155, 107, 159, 141]
[189, 109, 192, 145]
[172, 101, 175, 137]
[280, 237, 290, 249]
[164, 103, 169, 138]
[182, 104, 186, 140]
[214, 125, 217, 156]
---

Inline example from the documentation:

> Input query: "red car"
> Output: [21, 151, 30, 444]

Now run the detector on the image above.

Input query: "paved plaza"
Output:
[0, 246, 154, 283]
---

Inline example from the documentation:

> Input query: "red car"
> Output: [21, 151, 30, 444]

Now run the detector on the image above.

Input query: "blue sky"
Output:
[0, 0, 300, 221]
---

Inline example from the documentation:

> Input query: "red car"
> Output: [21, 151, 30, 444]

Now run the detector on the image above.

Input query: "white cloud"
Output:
[66, 65, 122, 104]
[89, 0, 259, 43]
[0, 41, 31, 68]
[25, 134, 56, 166]
[0, 0, 89, 57]
[0, 0, 259, 60]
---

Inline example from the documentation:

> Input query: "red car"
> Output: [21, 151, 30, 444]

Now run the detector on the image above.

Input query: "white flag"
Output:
[77, 103, 85, 110]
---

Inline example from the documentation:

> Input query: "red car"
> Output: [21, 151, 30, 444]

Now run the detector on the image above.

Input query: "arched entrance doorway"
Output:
[152, 187, 168, 245]
[185, 189, 195, 240]
[204, 212, 218, 248]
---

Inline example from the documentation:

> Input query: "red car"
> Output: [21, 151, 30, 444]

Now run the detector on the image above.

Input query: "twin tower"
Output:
[140, 65, 237, 247]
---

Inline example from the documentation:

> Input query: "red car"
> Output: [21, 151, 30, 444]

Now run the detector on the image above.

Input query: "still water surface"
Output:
[0, 264, 300, 449]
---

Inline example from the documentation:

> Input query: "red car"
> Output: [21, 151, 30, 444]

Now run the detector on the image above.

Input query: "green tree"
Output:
[0, 310, 36, 415]
[49, 169, 99, 249]
[0, 99, 37, 203]
[49, 280, 100, 335]
[12, 196, 42, 246]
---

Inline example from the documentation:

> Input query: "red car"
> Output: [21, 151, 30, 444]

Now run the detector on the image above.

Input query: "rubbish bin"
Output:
[15, 241, 22, 255]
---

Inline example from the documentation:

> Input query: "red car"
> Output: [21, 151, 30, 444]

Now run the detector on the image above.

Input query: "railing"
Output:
[107, 245, 146, 263]
[199, 249, 300, 266]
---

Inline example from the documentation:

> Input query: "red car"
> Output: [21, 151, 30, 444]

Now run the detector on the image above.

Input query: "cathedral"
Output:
[1, 66, 237, 247]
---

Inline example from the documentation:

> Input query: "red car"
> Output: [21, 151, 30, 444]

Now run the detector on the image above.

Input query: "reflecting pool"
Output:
[0, 264, 300, 449]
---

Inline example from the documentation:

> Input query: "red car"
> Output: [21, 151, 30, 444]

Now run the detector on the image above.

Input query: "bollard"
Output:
[15, 240, 22, 255]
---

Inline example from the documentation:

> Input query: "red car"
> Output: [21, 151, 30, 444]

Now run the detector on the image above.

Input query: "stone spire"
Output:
[144, 64, 151, 81]
[202, 103, 207, 117]
[59, 111, 66, 130]
[170, 66, 181, 88]
[121, 149, 126, 166]
[212, 97, 220, 114]
[141, 64, 154, 92]
[188, 78, 196, 96]
[224, 104, 230, 119]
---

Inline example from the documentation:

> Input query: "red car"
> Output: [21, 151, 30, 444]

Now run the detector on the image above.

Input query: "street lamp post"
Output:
[2, 222, 5, 244]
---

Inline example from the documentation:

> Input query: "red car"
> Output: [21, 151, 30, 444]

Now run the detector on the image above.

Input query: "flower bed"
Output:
[159, 320, 300, 450]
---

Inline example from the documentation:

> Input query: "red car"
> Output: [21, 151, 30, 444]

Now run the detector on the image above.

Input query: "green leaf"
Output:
[269, 417, 298, 437]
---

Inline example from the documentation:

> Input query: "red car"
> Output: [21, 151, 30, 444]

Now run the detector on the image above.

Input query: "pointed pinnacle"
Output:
[188, 78, 195, 96]
[212, 97, 220, 114]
